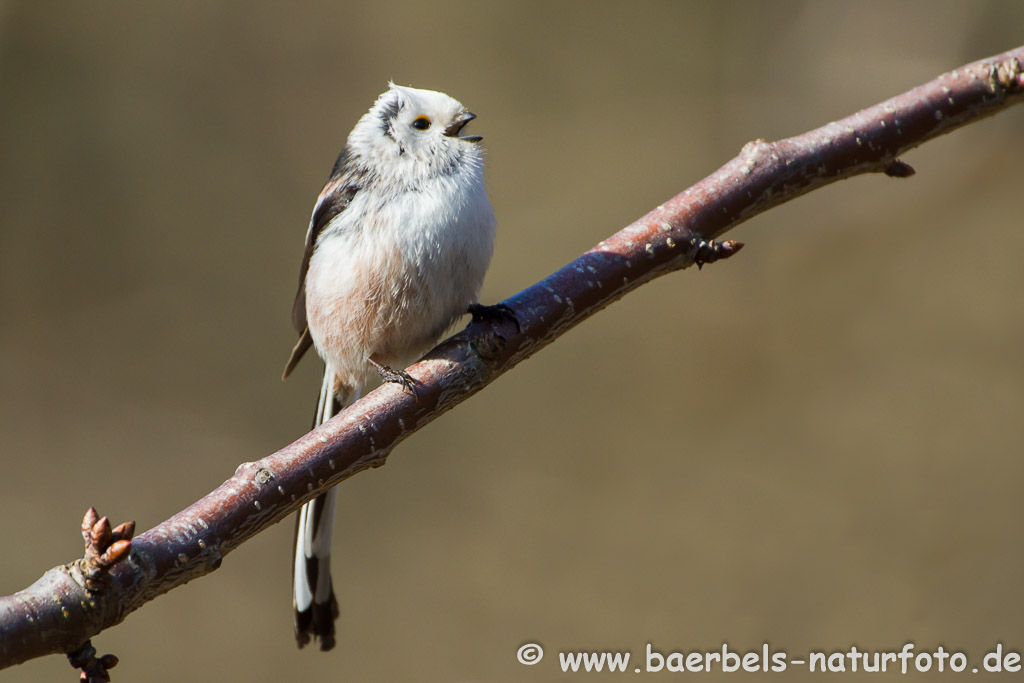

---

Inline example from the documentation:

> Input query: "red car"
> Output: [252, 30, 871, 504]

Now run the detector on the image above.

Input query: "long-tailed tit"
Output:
[283, 84, 497, 650]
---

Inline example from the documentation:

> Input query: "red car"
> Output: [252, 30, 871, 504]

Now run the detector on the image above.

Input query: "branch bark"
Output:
[2, 46, 1022, 671]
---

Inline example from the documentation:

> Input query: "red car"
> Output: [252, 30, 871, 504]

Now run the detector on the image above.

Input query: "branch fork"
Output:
[63, 509, 135, 682]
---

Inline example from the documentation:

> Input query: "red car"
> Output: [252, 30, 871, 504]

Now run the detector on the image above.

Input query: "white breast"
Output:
[305, 161, 495, 392]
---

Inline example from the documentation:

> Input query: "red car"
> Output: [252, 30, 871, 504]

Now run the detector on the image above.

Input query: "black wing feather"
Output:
[284, 147, 363, 376]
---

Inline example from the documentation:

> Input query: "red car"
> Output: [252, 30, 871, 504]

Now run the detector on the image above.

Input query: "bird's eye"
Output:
[412, 115, 431, 130]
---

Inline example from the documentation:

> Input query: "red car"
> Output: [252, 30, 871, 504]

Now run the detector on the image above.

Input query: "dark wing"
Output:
[283, 147, 362, 379]
[282, 328, 313, 380]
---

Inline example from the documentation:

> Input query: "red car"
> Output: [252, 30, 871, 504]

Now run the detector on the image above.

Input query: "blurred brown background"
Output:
[2, 1, 1022, 681]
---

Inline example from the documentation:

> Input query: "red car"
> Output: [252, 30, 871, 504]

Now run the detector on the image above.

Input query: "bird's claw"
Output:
[468, 302, 521, 333]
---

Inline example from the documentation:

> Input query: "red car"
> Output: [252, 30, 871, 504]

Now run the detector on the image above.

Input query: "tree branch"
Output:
[2, 46, 1022, 671]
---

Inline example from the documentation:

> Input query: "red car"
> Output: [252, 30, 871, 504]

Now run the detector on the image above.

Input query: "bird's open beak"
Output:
[444, 112, 482, 142]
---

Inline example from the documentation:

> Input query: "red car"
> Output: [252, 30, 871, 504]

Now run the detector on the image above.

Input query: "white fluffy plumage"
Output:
[286, 84, 496, 651]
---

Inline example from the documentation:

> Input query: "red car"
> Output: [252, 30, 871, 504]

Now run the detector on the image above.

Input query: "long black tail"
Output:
[292, 370, 354, 650]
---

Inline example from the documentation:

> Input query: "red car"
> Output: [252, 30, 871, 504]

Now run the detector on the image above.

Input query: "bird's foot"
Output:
[468, 302, 521, 333]
[369, 359, 418, 398]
